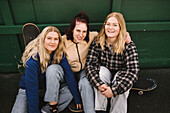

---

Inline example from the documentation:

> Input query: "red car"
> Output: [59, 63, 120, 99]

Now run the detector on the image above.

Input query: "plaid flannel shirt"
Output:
[85, 39, 139, 97]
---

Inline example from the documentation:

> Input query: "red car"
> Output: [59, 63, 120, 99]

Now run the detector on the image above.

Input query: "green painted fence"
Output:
[0, 0, 170, 73]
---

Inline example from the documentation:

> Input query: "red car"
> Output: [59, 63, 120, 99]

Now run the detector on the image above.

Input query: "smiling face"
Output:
[44, 31, 59, 54]
[72, 21, 87, 43]
[105, 17, 120, 39]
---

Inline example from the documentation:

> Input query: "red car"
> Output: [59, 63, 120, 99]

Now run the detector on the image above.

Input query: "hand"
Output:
[76, 104, 82, 110]
[101, 85, 113, 98]
[98, 84, 108, 92]
[125, 32, 131, 44]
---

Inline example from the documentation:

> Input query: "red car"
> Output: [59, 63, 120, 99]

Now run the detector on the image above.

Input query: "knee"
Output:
[46, 64, 64, 79]
[79, 77, 92, 89]
[99, 66, 112, 84]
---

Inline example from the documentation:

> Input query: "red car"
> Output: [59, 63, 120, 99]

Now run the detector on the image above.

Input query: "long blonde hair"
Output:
[97, 12, 126, 54]
[22, 26, 63, 73]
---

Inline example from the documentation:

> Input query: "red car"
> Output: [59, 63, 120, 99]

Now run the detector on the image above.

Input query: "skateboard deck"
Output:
[68, 99, 83, 113]
[22, 23, 40, 46]
[132, 78, 157, 95]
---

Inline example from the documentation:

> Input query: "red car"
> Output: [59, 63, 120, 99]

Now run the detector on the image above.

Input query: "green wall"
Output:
[0, 0, 170, 73]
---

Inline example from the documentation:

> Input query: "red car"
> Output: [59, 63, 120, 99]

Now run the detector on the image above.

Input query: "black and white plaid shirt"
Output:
[85, 39, 139, 97]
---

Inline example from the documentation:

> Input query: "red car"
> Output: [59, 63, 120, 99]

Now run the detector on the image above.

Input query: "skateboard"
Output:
[22, 23, 40, 46]
[132, 78, 157, 95]
[68, 99, 83, 113]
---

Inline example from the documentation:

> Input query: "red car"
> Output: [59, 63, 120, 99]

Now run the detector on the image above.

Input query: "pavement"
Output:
[0, 68, 170, 113]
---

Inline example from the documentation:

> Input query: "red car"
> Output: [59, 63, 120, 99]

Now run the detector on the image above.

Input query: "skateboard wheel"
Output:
[138, 91, 143, 95]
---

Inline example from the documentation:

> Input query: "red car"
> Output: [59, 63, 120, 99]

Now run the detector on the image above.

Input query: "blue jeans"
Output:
[44, 64, 73, 112]
[11, 89, 27, 113]
[94, 66, 130, 113]
[44, 64, 95, 113]
[78, 70, 95, 113]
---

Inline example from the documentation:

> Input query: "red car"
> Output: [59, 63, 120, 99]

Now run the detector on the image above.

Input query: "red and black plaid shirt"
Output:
[85, 39, 139, 97]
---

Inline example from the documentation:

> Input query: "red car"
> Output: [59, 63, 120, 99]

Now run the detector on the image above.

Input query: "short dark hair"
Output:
[65, 11, 89, 43]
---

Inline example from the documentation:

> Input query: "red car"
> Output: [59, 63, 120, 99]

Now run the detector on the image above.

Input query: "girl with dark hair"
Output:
[62, 11, 98, 113]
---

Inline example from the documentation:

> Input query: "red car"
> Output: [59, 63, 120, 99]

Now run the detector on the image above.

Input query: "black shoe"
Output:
[68, 100, 83, 112]
[96, 111, 107, 113]
[50, 104, 58, 113]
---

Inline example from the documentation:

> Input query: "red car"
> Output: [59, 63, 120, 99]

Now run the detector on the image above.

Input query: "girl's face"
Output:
[105, 17, 120, 39]
[44, 31, 59, 54]
[72, 21, 87, 43]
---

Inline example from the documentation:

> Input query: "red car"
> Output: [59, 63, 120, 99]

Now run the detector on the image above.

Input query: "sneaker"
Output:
[41, 103, 51, 113]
